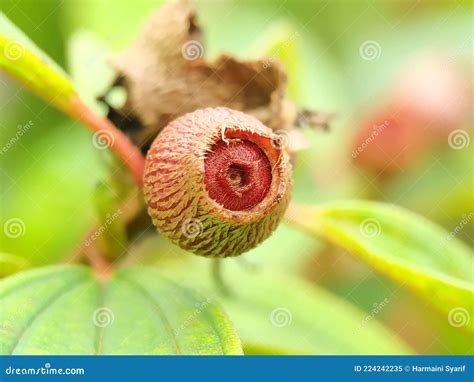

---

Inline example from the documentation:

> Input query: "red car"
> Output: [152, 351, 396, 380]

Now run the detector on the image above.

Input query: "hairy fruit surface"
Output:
[143, 107, 292, 257]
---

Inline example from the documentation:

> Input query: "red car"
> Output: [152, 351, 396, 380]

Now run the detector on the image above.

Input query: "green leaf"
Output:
[0, 252, 30, 278]
[0, 14, 101, 269]
[159, 258, 412, 355]
[67, 30, 115, 112]
[0, 12, 77, 114]
[384, 148, 473, 238]
[286, 200, 474, 333]
[1, 124, 104, 266]
[0, 265, 242, 355]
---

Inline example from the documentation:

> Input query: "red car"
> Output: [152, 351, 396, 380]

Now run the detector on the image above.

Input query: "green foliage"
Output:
[67, 30, 115, 112]
[0, 3, 472, 356]
[287, 200, 474, 333]
[0, 252, 30, 277]
[0, 13, 76, 113]
[160, 258, 412, 355]
[0, 12, 102, 265]
[1, 125, 101, 266]
[0, 265, 242, 355]
[0, 14, 137, 266]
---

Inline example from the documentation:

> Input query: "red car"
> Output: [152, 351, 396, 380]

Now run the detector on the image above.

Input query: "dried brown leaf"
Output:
[106, 0, 322, 152]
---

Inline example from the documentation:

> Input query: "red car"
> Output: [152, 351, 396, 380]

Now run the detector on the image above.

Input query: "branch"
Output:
[70, 98, 145, 188]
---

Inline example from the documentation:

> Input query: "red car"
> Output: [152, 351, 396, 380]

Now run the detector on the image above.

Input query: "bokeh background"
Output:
[1, 0, 472, 354]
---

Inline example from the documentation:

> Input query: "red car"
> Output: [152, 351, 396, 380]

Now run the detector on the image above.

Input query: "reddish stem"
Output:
[84, 244, 113, 280]
[67, 193, 144, 265]
[69, 97, 145, 188]
[65, 98, 146, 272]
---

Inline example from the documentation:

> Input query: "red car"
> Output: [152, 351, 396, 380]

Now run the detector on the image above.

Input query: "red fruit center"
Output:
[204, 140, 272, 211]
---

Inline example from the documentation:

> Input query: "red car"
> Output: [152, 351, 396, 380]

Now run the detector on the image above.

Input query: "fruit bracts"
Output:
[143, 107, 292, 257]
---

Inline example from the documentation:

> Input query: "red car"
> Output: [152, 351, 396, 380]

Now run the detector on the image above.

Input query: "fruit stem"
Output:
[70, 97, 145, 188]
[83, 244, 113, 280]
[67, 192, 145, 269]
[212, 260, 232, 296]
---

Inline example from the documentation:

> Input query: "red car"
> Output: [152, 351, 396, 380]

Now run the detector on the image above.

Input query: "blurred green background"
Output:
[1, 0, 472, 354]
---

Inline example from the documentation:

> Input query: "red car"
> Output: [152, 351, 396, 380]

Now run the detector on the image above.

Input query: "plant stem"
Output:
[212, 260, 232, 296]
[70, 97, 145, 188]
[83, 243, 113, 280]
[67, 193, 145, 266]
[63, 99, 147, 270]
